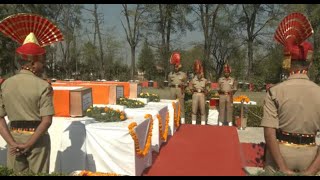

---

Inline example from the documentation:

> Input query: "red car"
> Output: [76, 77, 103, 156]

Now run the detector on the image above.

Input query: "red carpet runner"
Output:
[143, 125, 245, 176]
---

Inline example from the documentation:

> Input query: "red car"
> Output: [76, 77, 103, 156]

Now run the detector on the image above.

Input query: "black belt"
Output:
[276, 130, 316, 146]
[10, 121, 41, 129]
[193, 90, 205, 93]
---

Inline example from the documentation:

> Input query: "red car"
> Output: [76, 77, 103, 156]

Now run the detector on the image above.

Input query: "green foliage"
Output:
[233, 104, 263, 127]
[85, 106, 127, 122]
[117, 98, 145, 108]
[138, 92, 160, 102]
[137, 39, 157, 80]
[0, 166, 66, 176]
[251, 78, 265, 92]
[206, 90, 219, 100]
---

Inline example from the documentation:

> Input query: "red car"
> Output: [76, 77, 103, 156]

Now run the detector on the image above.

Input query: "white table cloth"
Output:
[125, 104, 168, 152]
[148, 100, 178, 136]
[85, 117, 152, 176]
[0, 116, 95, 173]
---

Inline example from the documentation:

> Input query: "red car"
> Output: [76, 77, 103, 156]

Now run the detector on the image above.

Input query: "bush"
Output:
[0, 166, 66, 176]
[233, 104, 263, 127]
[183, 100, 263, 127]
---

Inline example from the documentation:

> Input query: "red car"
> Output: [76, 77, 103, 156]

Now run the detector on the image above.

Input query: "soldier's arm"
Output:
[261, 91, 294, 174]
[232, 79, 238, 93]
[0, 85, 18, 151]
[217, 78, 222, 93]
[302, 148, 320, 175]
[19, 84, 54, 153]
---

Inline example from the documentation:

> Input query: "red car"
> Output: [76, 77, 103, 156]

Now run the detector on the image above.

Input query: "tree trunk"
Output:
[247, 39, 253, 80]
[94, 4, 104, 79]
[131, 46, 136, 80]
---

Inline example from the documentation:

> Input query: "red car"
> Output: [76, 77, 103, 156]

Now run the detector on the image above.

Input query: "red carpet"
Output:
[143, 125, 245, 176]
[240, 143, 265, 167]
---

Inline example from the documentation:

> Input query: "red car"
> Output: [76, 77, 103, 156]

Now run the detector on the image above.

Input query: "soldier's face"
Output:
[224, 72, 230, 77]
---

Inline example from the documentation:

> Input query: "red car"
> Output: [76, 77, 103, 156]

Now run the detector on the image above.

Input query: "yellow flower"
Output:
[86, 108, 91, 112]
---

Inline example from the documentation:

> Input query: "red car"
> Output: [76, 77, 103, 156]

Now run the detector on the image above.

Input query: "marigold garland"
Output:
[233, 95, 250, 103]
[177, 101, 181, 127]
[127, 114, 153, 158]
[86, 106, 127, 122]
[172, 102, 180, 128]
[78, 170, 119, 176]
[156, 111, 170, 142]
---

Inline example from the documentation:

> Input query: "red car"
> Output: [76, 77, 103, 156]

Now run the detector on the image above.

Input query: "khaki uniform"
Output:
[0, 70, 54, 173]
[189, 76, 209, 125]
[168, 71, 187, 119]
[218, 76, 237, 124]
[261, 74, 320, 174]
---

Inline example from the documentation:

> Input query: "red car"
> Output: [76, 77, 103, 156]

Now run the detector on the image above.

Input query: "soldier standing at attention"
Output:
[217, 64, 237, 126]
[189, 60, 209, 125]
[261, 12, 320, 175]
[168, 52, 187, 124]
[0, 14, 64, 173]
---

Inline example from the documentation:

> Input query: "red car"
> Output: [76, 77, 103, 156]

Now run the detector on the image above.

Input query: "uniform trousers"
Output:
[192, 92, 206, 123]
[7, 132, 51, 173]
[169, 87, 185, 118]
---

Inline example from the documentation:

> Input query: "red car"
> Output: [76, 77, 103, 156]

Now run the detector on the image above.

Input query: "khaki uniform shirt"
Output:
[218, 76, 237, 93]
[190, 76, 208, 93]
[168, 71, 187, 86]
[261, 74, 320, 134]
[0, 70, 54, 121]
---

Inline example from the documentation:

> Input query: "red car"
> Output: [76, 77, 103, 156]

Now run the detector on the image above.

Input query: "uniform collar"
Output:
[287, 73, 309, 80]
[19, 69, 37, 76]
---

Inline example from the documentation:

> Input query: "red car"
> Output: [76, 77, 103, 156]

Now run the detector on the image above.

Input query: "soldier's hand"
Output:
[301, 169, 318, 176]
[16, 143, 32, 154]
[279, 168, 295, 176]
[8, 142, 19, 156]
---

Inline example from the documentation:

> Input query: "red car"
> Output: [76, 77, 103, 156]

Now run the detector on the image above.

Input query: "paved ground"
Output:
[237, 127, 264, 143]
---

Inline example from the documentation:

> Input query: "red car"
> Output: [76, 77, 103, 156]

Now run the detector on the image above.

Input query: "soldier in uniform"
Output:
[261, 12, 320, 175]
[217, 64, 237, 126]
[0, 14, 64, 173]
[168, 52, 187, 124]
[189, 60, 209, 125]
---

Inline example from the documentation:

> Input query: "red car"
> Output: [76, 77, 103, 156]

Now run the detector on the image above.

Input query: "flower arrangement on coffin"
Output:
[72, 170, 120, 176]
[138, 92, 160, 102]
[233, 95, 250, 103]
[85, 106, 127, 122]
[117, 97, 145, 108]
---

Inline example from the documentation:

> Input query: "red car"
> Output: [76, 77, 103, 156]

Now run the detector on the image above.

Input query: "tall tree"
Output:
[144, 4, 193, 80]
[121, 4, 145, 80]
[137, 39, 156, 80]
[192, 4, 221, 81]
[237, 4, 279, 80]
